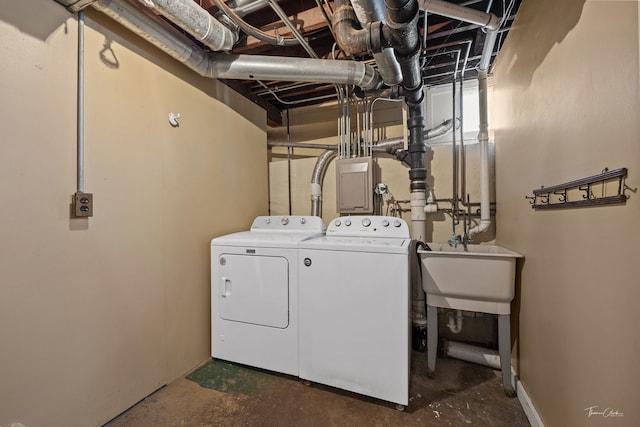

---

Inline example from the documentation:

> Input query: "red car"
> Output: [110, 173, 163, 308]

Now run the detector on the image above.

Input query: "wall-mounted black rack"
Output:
[527, 168, 628, 210]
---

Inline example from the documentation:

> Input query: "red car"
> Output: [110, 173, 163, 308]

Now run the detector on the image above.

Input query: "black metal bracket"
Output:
[527, 168, 629, 210]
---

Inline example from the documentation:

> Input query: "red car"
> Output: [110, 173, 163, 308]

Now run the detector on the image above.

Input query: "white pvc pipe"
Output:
[444, 340, 501, 370]
[446, 310, 464, 333]
[468, 70, 490, 237]
[410, 190, 427, 326]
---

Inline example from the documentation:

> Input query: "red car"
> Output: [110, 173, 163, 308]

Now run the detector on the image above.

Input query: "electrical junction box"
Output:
[336, 157, 374, 214]
[74, 192, 93, 217]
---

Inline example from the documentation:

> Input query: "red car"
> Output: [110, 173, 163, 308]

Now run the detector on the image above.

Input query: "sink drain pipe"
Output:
[444, 340, 501, 370]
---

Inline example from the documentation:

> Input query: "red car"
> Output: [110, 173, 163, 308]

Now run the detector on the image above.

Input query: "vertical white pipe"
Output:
[468, 70, 490, 237]
[410, 190, 427, 326]
[77, 10, 85, 193]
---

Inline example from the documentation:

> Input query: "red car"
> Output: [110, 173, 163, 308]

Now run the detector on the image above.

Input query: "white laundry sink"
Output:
[418, 243, 523, 315]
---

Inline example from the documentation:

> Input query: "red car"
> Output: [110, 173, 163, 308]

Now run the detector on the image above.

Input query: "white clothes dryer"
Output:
[298, 216, 411, 407]
[210, 215, 325, 376]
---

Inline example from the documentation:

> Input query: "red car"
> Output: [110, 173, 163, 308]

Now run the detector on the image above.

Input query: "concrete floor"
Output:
[105, 352, 530, 426]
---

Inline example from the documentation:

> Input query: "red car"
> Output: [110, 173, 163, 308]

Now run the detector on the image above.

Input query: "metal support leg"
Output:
[498, 314, 515, 396]
[427, 304, 438, 377]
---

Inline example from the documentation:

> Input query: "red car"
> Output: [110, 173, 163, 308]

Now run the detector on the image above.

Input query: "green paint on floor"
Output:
[187, 359, 276, 396]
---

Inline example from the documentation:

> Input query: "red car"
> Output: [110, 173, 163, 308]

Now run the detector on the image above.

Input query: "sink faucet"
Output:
[448, 233, 470, 250]
[448, 233, 462, 248]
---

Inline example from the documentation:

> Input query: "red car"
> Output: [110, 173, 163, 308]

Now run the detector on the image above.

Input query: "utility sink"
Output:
[418, 243, 523, 315]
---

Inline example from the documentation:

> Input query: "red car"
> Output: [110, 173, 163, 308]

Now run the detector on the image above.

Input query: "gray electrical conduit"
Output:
[275, 118, 457, 217]
[91, 0, 381, 89]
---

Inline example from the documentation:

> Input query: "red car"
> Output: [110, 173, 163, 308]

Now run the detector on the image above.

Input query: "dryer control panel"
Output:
[251, 215, 326, 233]
[326, 216, 409, 238]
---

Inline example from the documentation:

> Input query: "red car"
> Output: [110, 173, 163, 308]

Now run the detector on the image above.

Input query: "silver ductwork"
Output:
[91, 0, 381, 90]
[137, 0, 237, 51]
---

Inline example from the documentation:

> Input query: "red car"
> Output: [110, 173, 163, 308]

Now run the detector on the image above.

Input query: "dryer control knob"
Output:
[334, 219, 342, 226]
[265, 218, 271, 224]
[382, 219, 390, 227]
[300, 218, 306, 224]
[345, 219, 352, 226]
[393, 219, 402, 227]
[281, 217, 289, 225]
[362, 218, 371, 227]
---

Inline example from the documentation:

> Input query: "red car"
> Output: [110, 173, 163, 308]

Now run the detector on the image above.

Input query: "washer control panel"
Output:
[326, 216, 409, 238]
[251, 216, 326, 233]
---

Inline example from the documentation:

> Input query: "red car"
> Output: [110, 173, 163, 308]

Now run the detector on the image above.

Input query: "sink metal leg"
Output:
[498, 314, 515, 396]
[427, 304, 438, 377]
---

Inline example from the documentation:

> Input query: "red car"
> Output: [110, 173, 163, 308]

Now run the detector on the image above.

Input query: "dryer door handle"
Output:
[221, 277, 231, 298]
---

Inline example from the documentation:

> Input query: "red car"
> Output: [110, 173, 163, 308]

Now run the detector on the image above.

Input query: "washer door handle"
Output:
[221, 277, 231, 297]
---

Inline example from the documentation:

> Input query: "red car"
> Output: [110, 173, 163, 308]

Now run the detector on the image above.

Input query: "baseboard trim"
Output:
[512, 368, 544, 427]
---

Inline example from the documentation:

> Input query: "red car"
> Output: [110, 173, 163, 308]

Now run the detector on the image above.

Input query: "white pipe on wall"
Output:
[468, 69, 490, 237]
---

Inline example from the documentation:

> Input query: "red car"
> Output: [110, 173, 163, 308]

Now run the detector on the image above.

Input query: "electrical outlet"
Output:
[74, 192, 93, 217]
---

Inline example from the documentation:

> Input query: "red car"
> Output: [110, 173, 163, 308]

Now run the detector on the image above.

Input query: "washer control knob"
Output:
[265, 218, 271, 224]
[382, 219, 390, 227]
[300, 218, 306, 224]
[393, 219, 402, 227]
[281, 217, 289, 225]
[334, 219, 341, 226]
[345, 219, 352, 226]
[362, 218, 371, 227]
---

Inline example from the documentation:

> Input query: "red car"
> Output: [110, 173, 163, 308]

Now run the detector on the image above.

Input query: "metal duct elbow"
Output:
[138, 0, 237, 51]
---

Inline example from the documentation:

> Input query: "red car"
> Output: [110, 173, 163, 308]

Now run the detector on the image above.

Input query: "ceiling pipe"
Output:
[332, 0, 370, 56]
[418, 0, 500, 239]
[91, 0, 381, 89]
[418, 0, 500, 30]
[350, 0, 403, 86]
[226, 0, 270, 17]
[137, 0, 237, 51]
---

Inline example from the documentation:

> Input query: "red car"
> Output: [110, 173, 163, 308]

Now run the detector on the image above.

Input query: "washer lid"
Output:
[211, 216, 326, 248]
[299, 235, 410, 254]
[211, 230, 324, 248]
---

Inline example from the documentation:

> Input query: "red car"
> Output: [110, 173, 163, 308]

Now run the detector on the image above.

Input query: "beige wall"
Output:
[269, 101, 494, 244]
[0, 2, 267, 426]
[493, 0, 640, 426]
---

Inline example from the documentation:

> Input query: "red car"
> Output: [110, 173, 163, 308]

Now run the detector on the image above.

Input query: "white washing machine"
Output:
[210, 215, 325, 376]
[298, 216, 411, 407]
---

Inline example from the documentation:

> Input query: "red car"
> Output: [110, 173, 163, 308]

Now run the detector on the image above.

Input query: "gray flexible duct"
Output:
[310, 150, 337, 217]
